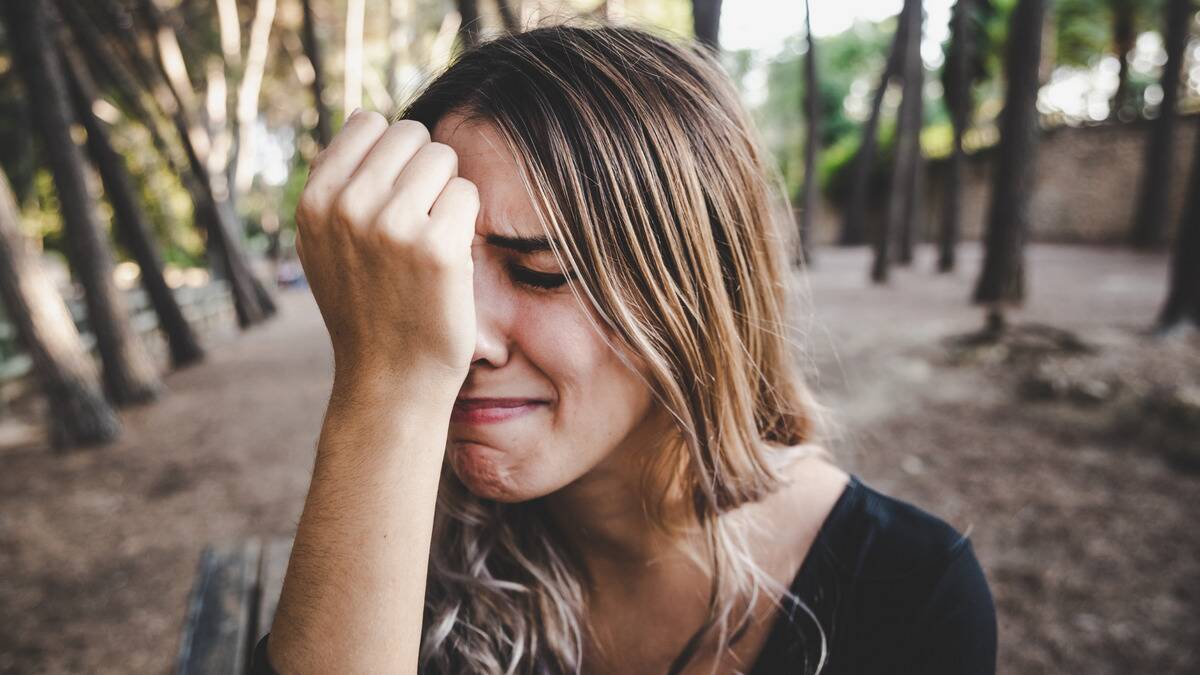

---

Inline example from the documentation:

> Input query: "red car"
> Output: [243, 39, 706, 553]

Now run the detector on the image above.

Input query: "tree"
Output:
[873, 0, 923, 283]
[972, 0, 1049, 332]
[58, 30, 205, 370]
[841, 4, 910, 247]
[456, 0, 481, 50]
[0, 167, 121, 448]
[301, 0, 334, 148]
[692, 0, 723, 52]
[1157, 115, 1200, 331]
[797, 0, 820, 265]
[132, 0, 277, 327]
[938, 0, 991, 272]
[1108, 0, 1136, 120]
[3, 0, 164, 406]
[1128, 0, 1192, 249]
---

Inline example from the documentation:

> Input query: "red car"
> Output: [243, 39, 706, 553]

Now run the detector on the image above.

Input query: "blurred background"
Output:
[0, 0, 1197, 673]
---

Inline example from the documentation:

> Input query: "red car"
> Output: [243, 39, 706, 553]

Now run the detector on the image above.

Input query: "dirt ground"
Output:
[0, 243, 1196, 674]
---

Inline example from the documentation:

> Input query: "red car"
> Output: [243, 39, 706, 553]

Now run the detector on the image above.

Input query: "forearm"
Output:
[267, 374, 457, 674]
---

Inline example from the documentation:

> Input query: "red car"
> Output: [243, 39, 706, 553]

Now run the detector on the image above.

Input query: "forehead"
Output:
[431, 114, 537, 238]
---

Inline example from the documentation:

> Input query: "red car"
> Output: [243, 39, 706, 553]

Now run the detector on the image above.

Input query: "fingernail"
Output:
[349, 107, 362, 119]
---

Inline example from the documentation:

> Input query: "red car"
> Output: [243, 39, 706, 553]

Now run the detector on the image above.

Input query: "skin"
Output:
[267, 110, 849, 674]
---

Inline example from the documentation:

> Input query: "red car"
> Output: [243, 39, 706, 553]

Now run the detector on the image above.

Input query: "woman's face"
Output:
[432, 113, 666, 503]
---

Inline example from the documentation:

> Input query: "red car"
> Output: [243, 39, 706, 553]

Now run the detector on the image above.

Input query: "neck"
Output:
[543, 417, 700, 582]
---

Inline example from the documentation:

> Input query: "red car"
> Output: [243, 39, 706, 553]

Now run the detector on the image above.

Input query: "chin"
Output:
[449, 440, 541, 503]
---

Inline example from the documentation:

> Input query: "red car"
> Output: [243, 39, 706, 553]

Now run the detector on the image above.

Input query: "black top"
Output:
[251, 474, 997, 675]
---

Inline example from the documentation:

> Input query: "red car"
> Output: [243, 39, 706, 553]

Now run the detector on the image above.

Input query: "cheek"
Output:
[516, 297, 653, 440]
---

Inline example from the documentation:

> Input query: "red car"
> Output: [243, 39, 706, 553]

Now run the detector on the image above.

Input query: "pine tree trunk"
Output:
[4, 0, 163, 406]
[1129, 0, 1191, 248]
[939, 0, 973, 273]
[842, 2, 908, 247]
[1157, 116, 1200, 330]
[972, 0, 1047, 321]
[0, 167, 121, 448]
[301, 0, 333, 148]
[496, 0, 520, 33]
[59, 35, 205, 370]
[692, 0, 723, 52]
[456, 0, 481, 49]
[1108, 0, 1135, 121]
[874, 0, 923, 282]
[797, 0, 820, 265]
[134, 0, 275, 327]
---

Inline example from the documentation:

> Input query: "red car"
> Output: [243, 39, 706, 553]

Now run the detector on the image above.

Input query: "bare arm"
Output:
[264, 110, 479, 673]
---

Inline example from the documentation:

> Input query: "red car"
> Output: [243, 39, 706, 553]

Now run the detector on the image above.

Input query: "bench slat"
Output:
[176, 540, 263, 675]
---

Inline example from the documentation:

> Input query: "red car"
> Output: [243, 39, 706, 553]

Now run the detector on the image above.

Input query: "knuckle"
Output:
[424, 142, 458, 171]
[333, 187, 365, 226]
[394, 119, 431, 144]
[357, 110, 389, 130]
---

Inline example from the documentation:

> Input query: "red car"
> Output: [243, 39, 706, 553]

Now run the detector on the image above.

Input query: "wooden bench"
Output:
[175, 537, 293, 675]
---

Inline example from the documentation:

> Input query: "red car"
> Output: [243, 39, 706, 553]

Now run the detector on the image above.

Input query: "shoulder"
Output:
[825, 478, 974, 581]
[817, 477, 998, 672]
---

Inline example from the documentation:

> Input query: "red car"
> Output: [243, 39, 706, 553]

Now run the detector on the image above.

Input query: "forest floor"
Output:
[0, 243, 1197, 674]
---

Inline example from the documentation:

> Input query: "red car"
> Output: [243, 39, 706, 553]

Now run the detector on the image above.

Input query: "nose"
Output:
[469, 247, 511, 369]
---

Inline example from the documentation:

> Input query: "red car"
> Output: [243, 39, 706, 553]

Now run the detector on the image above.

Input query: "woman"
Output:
[254, 24, 996, 675]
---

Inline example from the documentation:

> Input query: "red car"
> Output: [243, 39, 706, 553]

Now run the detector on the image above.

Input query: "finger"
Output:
[429, 177, 480, 244]
[389, 142, 460, 217]
[300, 110, 389, 222]
[339, 120, 431, 225]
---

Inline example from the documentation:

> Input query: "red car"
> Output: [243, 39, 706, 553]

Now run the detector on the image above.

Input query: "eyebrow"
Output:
[484, 233, 556, 254]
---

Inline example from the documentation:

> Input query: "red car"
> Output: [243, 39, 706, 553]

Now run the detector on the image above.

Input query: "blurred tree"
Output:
[0, 167, 121, 448]
[496, 0, 520, 33]
[301, 0, 333, 148]
[1157, 115, 1200, 331]
[874, 0, 923, 283]
[59, 31, 205, 370]
[797, 0, 819, 265]
[938, 0, 993, 272]
[1129, 0, 1193, 249]
[3, 0, 163, 406]
[457, 0, 481, 50]
[844, 9, 909, 248]
[1108, 0, 1135, 120]
[972, 0, 1049, 333]
[692, 0, 721, 51]
[133, 0, 277, 327]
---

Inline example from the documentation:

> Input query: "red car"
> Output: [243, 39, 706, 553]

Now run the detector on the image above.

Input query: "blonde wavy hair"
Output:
[400, 22, 829, 675]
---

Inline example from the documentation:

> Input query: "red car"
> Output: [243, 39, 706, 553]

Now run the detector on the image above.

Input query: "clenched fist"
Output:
[294, 110, 479, 390]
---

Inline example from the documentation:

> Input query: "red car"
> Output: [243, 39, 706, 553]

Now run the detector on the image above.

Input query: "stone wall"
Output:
[810, 113, 1198, 245]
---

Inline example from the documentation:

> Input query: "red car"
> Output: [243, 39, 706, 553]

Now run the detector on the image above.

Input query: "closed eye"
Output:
[509, 265, 573, 290]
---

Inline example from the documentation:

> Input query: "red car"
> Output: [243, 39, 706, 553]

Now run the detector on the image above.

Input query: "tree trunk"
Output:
[59, 33, 205, 370]
[841, 3, 908, 247]
[345, 0, 365, 112]
[796, 0, 820, 265]
[938, 0, 974, 273]
[231, 0, 278, 195]
[1157, 115, 1200, 330]
[972, 0, 1048, 320]
[134, 0, 275, 327]
[874, 0, 923, 282]
[0, 167, 121, 448]
[4, 0, 163, 406]
[1108, 0, 1135, 121]
[496, 0, 520, 33]
[301, 0, 333, 148]
[692, 0, 723, 52]
[1129, 0, 1191, 249]
[456, 0, 481, 50]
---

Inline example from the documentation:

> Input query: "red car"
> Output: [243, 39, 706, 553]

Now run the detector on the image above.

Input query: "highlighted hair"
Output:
[401, 22, 828, 675]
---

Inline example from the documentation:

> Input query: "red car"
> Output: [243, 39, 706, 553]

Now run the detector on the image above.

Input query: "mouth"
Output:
[450, 398, 548, 425]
